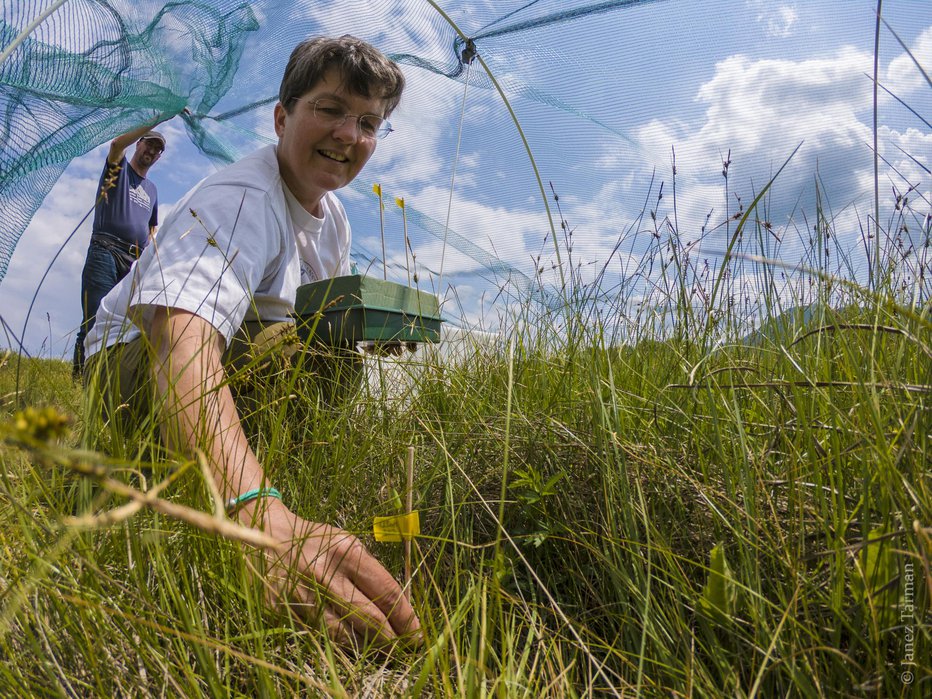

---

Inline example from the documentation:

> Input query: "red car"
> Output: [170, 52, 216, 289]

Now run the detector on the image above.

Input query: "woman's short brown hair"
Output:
[279, 35, 405, 117]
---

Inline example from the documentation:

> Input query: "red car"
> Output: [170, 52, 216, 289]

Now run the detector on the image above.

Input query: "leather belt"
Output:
[91, 232, 144, 259]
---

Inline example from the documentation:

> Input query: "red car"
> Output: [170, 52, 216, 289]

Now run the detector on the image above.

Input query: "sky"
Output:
[1, 0, 930, 357]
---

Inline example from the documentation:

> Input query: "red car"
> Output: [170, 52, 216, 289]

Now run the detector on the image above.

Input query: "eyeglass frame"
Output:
[290, 96, 393, 140]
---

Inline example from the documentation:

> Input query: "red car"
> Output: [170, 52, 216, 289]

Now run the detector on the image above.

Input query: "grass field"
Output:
[1, 230, 929, 697]
[2, 3, 930, 694]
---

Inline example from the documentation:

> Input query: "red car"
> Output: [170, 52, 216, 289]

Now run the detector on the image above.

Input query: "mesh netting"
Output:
[2, 0, 930, 340]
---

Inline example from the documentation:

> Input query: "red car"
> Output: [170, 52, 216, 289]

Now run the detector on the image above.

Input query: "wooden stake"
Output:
[373, 183, 387, 279]
[377, 185, 387, 279]
[399, 197, 412, 286]
[405, 444, 414, 601]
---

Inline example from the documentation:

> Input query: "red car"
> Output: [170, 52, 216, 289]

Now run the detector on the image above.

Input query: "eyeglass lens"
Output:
[311, 99, 391, 139]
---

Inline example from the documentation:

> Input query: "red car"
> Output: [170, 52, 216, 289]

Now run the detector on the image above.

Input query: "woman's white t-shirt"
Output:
[283, 182, 350, 285]
[85, 145, 351, 357]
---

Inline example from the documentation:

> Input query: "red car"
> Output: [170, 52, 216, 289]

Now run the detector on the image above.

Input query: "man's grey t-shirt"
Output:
[92, 156, 158, 249]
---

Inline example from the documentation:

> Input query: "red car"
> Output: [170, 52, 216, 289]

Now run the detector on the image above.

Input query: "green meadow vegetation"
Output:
[1, 185, 929, 696]
[1, 19, 930, 692]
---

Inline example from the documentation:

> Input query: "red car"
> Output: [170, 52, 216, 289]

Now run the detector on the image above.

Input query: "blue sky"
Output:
[2, 0, 930, 356]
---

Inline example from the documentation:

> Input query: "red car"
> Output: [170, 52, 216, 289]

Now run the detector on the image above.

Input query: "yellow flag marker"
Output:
[395, 196, 405, 209]
[372, 183, 382, 196]
[376, 446, 418, 601]
[373, 511, 420, 542]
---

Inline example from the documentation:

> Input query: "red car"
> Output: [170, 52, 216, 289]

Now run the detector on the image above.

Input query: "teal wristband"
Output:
[226, 487, 282, 514]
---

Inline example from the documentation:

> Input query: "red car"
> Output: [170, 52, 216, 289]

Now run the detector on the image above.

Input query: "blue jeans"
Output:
[73, 242, 126, 376]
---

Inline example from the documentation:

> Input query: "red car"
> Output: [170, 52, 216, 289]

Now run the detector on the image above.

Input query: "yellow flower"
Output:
[10, 406, 70, 443]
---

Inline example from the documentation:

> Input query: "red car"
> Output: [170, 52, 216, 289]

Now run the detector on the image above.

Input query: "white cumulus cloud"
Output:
[747, 1, 799, 38]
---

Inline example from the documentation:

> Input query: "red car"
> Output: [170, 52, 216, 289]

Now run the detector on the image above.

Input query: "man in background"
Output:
[72, 120, 176, 377]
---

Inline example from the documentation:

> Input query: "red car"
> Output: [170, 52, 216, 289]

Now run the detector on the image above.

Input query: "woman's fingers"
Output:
[295, 529, 421, 644]
[283, 565, 400, 647]
[255, 508, 422, 646]
[337, 541, 421, 641]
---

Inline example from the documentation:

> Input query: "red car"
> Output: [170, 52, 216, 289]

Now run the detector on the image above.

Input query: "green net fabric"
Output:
[1, 1, 257, 275]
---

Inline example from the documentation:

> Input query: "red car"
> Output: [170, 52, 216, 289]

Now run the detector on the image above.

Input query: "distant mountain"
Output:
[741, 303, 833, 347]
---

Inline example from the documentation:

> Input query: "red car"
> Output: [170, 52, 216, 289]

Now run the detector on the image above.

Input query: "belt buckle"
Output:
[129, 243, 141, 258]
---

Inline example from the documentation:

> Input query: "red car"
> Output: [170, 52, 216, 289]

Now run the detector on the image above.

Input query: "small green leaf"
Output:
[542, 470, 567, 495]
[699, 542, 736, 624]
[851, 527, 898, 628]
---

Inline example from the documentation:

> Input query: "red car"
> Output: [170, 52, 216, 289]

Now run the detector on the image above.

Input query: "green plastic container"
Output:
[293, 275, 442, 347]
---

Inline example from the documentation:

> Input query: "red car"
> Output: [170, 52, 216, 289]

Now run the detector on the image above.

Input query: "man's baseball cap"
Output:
[139, 130, 166, 150]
